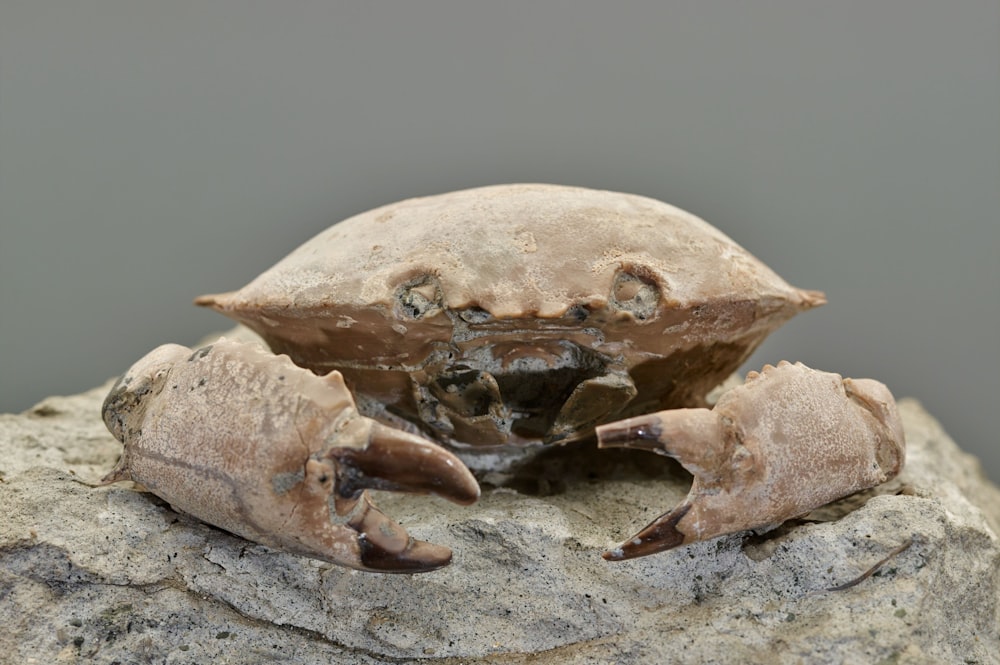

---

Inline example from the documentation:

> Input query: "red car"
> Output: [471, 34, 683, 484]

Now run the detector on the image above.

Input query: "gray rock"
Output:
[2, 361, 998, 664]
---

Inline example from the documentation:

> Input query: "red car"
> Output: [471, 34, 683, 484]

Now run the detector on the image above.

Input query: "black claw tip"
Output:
[603, 503, 691, 561]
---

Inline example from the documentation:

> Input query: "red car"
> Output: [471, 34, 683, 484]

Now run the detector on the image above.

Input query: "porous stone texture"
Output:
[2, 362, 998, 663]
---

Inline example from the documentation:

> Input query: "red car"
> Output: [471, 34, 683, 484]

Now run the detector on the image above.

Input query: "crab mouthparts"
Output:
[422, 340, 638, 445]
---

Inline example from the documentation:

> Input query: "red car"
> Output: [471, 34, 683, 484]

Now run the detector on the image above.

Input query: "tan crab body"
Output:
[597, 361, 905, 560]
[101, 338, 479, 573]
[99, 184, 907, 570]
[197, 184, 825, 449]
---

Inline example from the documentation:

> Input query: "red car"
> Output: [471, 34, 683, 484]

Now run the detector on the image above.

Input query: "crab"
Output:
[101, 184, 905, 572]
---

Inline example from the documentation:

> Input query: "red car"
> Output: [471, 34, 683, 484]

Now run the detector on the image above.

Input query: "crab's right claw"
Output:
[343, 491, 457, 573]
[323, 421, 480, 572]
[327, 422, 480, 506]
[261, 455, 458, 574]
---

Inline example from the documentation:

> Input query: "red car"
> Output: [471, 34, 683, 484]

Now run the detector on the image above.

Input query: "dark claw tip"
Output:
[330, 424, 480, 506]
[359, 537, 453, 573]
[595, 414, 663, 449]
[604, 503, 692, 561]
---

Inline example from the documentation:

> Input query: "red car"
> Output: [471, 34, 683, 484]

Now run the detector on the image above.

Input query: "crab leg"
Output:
[597, 361, 905, 561]
[101, 339, 480, 573]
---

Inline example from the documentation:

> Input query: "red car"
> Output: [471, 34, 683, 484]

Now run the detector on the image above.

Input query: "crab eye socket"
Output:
[565, 305, 590, 322]
[610, 270, 660, 321]
[395, 275, 444, 320]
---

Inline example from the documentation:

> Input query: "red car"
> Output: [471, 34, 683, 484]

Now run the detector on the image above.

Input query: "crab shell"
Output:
[197, 184, 825, 449]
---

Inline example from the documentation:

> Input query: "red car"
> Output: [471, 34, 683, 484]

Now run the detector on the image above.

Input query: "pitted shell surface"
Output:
[198, 184, 825, 448]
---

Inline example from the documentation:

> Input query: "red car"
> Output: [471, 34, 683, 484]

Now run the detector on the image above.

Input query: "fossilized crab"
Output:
[102, 184, 905, 572]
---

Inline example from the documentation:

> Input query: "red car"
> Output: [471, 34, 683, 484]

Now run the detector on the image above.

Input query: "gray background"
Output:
[2, 2, 998, 482]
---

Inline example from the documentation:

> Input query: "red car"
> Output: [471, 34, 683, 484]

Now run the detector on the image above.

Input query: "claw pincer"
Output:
[597, 361, 905, 560]
[101, 338, 479, 573]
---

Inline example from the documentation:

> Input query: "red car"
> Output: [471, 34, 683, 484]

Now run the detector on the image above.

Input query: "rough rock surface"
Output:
[2, 348, 998, 664]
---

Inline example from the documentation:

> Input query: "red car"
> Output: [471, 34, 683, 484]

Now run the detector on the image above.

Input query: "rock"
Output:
[2, 351, 998, 664]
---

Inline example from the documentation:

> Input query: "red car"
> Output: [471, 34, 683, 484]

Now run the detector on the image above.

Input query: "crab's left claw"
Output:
[596, 408, 725, 560]
[597, 361, 906, 561]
